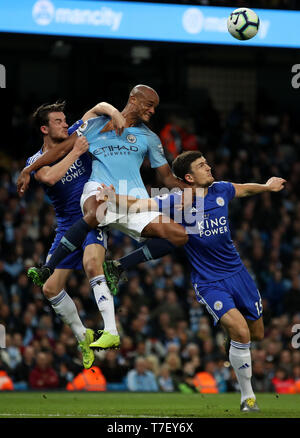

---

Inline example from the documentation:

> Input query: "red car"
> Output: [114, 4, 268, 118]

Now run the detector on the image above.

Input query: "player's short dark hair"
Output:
[32, 101, 66, 129]
[172, 151, 203, 183]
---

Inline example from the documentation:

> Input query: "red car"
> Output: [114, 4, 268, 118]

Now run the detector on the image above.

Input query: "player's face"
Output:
[45, 112, 69, 141]
[134, 91, 159, 123]
[187, 157, 214, 187]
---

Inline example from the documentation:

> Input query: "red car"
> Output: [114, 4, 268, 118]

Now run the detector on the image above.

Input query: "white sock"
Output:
[90, 275, 118, 335]
[229, 340, 255, 403]
[49, 289, 86, 342]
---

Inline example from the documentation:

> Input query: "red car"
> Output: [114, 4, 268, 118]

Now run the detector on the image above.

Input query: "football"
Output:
[227, 8, 260, 41]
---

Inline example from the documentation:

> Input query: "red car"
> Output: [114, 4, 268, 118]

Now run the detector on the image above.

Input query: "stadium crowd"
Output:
[0, 98, 300, 394]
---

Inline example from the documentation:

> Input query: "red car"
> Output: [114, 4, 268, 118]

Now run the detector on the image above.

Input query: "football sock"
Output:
[229, 340, 255, 403]
[118, 238, 176, 271]
[45, 218, 92, 272]
[49, 289, 86, 342]
[90, 275, 118, 335]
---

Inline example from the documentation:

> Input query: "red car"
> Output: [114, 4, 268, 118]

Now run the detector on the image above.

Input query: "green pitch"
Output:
[0, 392, 300, 418]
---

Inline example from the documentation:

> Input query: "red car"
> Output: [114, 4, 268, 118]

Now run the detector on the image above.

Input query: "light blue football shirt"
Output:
[75, 116, 167, 199]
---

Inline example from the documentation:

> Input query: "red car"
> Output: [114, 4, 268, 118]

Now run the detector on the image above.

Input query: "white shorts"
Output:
[80, 181, 162, 242]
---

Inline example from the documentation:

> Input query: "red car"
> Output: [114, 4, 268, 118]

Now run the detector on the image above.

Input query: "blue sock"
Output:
[118, 238, 176, 271]
[45, 218, 92, 272]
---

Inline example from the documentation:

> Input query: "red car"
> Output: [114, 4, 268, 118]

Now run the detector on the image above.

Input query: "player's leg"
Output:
[82, 239, 120, 350]
[195, 280, 259, 412]
[141, 214, 188, 245]
[247, 316, 264, 342]
[104, 214, 188, 294]
[43, 195, 99, 272]
[28, 183, 103, 285]
[43, 269, 95, 369]
[220, 309, 259, 411]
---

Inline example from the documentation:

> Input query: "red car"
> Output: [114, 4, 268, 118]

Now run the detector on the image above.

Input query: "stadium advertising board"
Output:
[0, 0, 299, 48]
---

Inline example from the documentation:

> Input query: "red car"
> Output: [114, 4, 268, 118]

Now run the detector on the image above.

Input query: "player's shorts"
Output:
[46, 227, 107, 270]
[80, 180, 162, 242]
[193, 266, 263, 326]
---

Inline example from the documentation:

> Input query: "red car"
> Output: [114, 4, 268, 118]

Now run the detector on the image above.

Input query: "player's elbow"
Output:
[160, 225, 188, 247]
[41, 175, 57, 186]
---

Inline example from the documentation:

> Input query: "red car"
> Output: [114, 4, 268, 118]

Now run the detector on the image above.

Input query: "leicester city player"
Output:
[25, 101, 126, 365]
[98, 150, 286, 411]
[17, 85, 190, 341]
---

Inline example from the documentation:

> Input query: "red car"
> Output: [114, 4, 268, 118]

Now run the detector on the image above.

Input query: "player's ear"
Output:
[40, 125, 48, 135]
[185, 173, 194, 184]
[130, 95, 138, 105]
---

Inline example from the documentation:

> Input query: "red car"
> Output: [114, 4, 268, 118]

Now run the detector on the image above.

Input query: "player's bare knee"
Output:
[83, 197, 99, 228]
[84, 256, 100, 279]
[251, 330, 264, 342]
[84, 209, 98, 228]
[236, 326, 251, 344]
[43, 282, 57, 299]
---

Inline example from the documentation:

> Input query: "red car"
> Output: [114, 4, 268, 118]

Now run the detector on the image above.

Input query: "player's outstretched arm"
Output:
[82, 102, 126, 136]
[17, 133, 79, 197]
[232, 177, 286, 198]
[35, 136, 89, 186]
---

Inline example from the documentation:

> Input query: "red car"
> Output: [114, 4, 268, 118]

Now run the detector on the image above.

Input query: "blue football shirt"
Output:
[154, 181, 244, 284]
[73, 116, 168, 199]
[26, 149, 92, 231]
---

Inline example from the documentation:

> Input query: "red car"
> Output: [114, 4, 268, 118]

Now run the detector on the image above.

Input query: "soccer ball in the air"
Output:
[227, 8, 260, 41]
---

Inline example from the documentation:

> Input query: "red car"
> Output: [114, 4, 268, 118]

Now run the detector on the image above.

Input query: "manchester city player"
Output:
[98, 150, 286, 411]
[25, 101, 126, 365]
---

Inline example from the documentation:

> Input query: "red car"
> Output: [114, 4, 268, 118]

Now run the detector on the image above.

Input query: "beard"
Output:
[54, 134, 68, 142]
[201, 176, 215, 187]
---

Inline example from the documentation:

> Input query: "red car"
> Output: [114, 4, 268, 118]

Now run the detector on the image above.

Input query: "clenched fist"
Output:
[265, 177, 287, 192]
[73, 135, 89, 157]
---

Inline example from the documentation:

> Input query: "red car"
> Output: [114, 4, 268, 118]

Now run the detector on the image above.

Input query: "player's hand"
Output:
[17, 168, 30, 197]
[96, 184, 116, 202]
[265, 177, 287, 192]
[73, 135, 89, 157]
[100, 109, 126, 136]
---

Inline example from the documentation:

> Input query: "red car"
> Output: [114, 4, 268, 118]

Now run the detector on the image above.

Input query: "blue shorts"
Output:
[47, 227, 107, 270]
[193, 267, 263, 326]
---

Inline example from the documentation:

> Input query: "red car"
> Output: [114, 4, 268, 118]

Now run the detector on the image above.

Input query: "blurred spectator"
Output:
[29, 352, 59, 390]
[162, 351, 183, 388]
[193, 362, 219, 394]
[271, 367, 295, 394]
[13, 345, 35, 390]
[99, 350, 128, 391]
[126, 357, 159, 392]
[252, 360, 274, 393]
[178, 362, 197, 394]
[66, 366, 106, 391]
[1, 334, 22, 370]
[157, 365, 175, 392]
[0, 358, 14, 391]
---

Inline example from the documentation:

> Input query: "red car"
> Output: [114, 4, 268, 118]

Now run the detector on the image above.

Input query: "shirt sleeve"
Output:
[153, 192, 183, 221]
[147, 133, 168, 168]
[26, 152, 43, 176]
[75, 116, 109, 139]
[68, 119, 83, 136]
[217, 181, 236, 201]
[154, 193, 175, 216]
